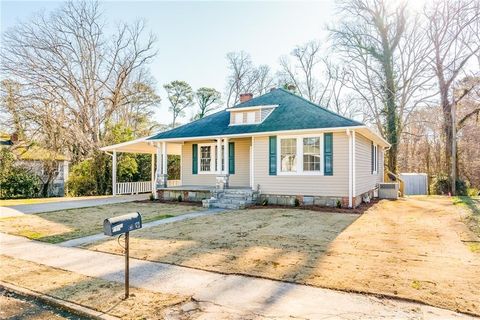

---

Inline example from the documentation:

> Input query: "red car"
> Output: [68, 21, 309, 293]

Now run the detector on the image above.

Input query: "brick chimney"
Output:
[239, 93, 253, 103]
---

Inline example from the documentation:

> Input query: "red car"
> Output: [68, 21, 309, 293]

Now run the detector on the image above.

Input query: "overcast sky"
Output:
[1, 1, 338, 124]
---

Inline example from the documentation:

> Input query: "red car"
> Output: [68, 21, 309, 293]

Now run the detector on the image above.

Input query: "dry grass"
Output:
[0, 202, 203, 243]
[0, 255, 189, 319]
[87, 197, 480, 316]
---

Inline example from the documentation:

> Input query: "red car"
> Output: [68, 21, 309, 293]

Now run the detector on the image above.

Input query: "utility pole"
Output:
[451, 86, 456, 196]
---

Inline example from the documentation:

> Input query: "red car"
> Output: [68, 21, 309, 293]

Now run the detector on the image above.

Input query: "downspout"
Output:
[352, 130, 357, 208]
[347, 129, 352, 208]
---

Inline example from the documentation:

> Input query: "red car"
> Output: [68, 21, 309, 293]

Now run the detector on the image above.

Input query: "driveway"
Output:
[0, 194, 148, 217]
[0, 233, 470, 319]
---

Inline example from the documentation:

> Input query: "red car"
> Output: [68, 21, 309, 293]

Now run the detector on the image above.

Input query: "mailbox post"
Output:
[103, 212, 142, 299]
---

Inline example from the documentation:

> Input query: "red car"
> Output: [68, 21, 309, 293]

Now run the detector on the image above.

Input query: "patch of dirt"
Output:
[87, 197, 480, 316]
[0, 202, 203, 243]
[0, 255, 189, 319]
[0, 288, 81, 320]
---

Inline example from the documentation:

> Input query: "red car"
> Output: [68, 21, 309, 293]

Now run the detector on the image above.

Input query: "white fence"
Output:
[115, 179, 182, 195]
[116, 181, 152, 195]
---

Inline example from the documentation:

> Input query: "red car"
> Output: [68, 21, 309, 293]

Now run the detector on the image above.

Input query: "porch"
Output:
[100, 135, 253, 198]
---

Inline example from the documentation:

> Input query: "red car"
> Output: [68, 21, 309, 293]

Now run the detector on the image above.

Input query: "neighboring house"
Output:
[102, 88, 389, 208]
[1, 134, 70, 197]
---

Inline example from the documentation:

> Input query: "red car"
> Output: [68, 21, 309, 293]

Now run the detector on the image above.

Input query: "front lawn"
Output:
[0, 202, 203, 243]
[86, 197, 480, 316]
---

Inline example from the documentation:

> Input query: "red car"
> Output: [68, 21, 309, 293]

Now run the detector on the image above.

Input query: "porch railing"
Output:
[115, 179, 182, 195]
[116, 181, 151, 195]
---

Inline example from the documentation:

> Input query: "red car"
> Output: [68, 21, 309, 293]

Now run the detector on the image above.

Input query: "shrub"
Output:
[149, 193, 155, 201]
[294, 198, 300, 207]
[430, 175, 468, 196]
[0, 167, 41, 199]
[336, 200, 342, 208]
[67, 159, 98, 196]
[467, 188, 479, 197]
[177, 194, 183, 202]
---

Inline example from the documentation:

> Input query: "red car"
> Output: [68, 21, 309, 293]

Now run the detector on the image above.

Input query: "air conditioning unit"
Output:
[378, 183, 399, 199]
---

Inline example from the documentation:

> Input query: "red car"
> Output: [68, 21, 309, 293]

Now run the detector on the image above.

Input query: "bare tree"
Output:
[193, 87, 221, 120]
[330, 0, 433, 173]
[425, 0, 480, 191]
[225, 51, 273, 107]
[278, 40, 323, 103]
[163, 80, 194, 128]
[0, 0, 157, 159]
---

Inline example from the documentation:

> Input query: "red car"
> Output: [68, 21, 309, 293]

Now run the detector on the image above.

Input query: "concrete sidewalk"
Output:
[0, 233, 471, 319]
[58, 208, 225, 247]
[0, 194, 148, 217]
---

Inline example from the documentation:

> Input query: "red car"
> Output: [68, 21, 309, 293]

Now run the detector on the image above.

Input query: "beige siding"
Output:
[253, 132, 349, 197]
[181, 138, 251, 187]
[355, 133, 383, 196]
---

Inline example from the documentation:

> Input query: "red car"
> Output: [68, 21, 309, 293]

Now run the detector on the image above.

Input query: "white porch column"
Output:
[223, 137, 229, 174]
[162, 141, 167, 175]
[216, 138, 222, 173]
[151, 153, 155, 195]
[156, 143, 162, 193]
[112, 151, 117, 196]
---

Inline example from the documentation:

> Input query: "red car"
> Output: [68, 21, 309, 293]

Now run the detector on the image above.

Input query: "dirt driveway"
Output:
[87, 197, 480, 316]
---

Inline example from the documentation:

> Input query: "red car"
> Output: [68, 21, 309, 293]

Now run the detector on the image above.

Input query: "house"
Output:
[1, 133, 70, 197]
[101, 88, 389, 208]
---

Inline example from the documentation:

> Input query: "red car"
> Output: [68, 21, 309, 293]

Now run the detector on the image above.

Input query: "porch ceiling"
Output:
[100, 138, 182, 155]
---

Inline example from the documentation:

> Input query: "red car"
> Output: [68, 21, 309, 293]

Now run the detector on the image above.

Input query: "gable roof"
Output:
[148, 88, 363, 141]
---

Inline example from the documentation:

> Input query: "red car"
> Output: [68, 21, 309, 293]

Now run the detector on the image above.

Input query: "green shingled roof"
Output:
[148, 88, 363, 140]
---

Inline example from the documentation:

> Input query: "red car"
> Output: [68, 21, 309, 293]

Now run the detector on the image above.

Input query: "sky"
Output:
[1, 0, 337, 124]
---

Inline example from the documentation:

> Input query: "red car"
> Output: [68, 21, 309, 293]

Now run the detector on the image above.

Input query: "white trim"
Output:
[151, 154, 155, 195]
[112, 151, 117, 196]
[226, 104, 279, 112]
[223, 137, 229, 175]
[149, 126, 365, 142]
[198, 143, 216, 174]
[276, 133, 324, 176]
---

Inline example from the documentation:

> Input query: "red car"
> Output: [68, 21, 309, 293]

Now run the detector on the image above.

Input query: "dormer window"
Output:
[228, 104, 278, 126]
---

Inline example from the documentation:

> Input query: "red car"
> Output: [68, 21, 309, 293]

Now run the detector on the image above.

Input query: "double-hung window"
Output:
[372, 143, 378, 174]
[280, 138, 297, 172]
[200, 145, 213, 172]
[278, 135, 325, 175]
[303, 137, 321, 172]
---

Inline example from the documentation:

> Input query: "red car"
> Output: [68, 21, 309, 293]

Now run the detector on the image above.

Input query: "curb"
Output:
[0, 281, 120, 320]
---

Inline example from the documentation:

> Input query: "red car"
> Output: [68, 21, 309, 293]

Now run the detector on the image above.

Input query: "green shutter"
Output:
[269, 136, 277, 175]
[192, 144, 198, 174]
[229, 142, 235, 174]
[324, 133, 333, 176]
